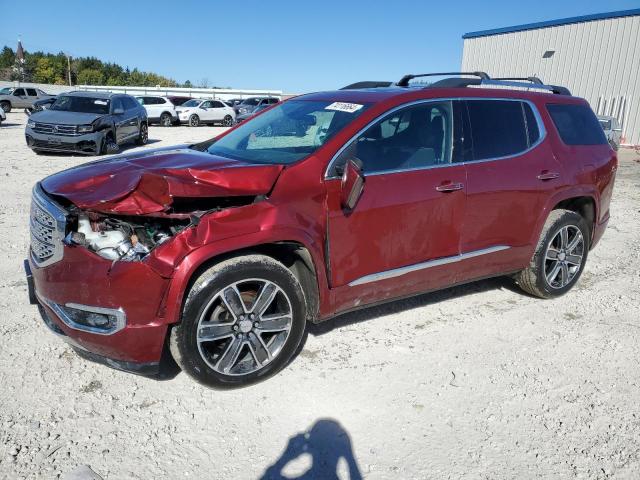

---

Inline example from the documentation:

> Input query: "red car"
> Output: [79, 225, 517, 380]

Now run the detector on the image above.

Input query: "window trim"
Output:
[324, 97, 547, 179]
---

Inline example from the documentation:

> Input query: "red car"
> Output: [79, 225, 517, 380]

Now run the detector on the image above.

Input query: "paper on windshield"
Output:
[325, 102, 364, 113]
[94, 100, 108, 105]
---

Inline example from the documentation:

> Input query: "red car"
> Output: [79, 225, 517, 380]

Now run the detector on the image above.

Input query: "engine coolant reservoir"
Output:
[77, 216, 127, 259]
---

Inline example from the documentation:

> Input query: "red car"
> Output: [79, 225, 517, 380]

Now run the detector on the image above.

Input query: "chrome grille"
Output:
[32, 123, 79, 136]
[29, 186, 67, 267]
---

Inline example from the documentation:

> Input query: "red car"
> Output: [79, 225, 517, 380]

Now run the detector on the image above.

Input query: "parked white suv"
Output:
[135, 96, 180, 127]
[176, 99, 236, 127]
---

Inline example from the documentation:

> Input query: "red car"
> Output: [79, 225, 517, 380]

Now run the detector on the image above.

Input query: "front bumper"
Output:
[25, 127, 105, 154]
[25, 245, 171, 370]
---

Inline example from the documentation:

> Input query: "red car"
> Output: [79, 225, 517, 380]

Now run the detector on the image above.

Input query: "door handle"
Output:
[436, 182, 464, 192]
[537, 171, 560, 181]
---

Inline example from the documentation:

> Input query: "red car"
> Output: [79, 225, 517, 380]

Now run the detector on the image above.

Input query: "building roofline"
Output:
[463, 8, 640, 39]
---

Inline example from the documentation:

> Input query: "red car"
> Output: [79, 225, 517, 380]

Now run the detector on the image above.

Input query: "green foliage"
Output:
[0, 45, 185, 87]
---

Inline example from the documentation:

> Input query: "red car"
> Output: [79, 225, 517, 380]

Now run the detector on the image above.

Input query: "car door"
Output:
[455, 98, 563, 281]
[199, 101, 215, 121]
[25, 88, 39, 107]
[12, 88, 27, 108]
[208, 100, 226, 121]
[111, 97, 128, 143]
[326, 100, 466, 297]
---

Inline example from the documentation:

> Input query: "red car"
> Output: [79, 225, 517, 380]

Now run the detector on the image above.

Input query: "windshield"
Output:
[182, 99, 201, 107]
[0, 87, 13, 95]
[241, 98, 260, 106]
[599, 120, 611, 130]
[206, 100, 370, 165]
[51, 96, 110, 114]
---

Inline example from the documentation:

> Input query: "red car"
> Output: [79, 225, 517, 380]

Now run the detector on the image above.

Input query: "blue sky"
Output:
[2, 0, 639, 92]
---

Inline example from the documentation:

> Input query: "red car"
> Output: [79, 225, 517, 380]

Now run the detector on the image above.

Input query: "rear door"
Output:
[209, 100, 226, 121]
[326, 100, 466, 296]
[26, 88, 39, 106]
[456, 98, 563, 280]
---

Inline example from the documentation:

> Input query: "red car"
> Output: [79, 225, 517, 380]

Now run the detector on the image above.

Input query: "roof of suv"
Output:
[61, 91, 121, 99]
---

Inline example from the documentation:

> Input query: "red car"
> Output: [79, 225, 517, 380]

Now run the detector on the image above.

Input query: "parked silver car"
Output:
[0, 86, 55, 113]
[598, 115, 622, 150]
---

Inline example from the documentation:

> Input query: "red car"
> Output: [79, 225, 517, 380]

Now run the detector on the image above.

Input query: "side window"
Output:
[335, 101, 453, 175]
[26, 88, 38, 96]
[123, 97, 138, 110]
[547, 104, 607, 145]
[14, 88, 25, 96]
[111, 98, 124, 112]
[466, 100, 528, 160]
[136, 97, 145, 105]
[201, 101, 212, 108]
[211, 101, 224, 108]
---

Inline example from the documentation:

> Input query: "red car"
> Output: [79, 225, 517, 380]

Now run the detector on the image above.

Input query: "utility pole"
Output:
[66, 54, 72, 86]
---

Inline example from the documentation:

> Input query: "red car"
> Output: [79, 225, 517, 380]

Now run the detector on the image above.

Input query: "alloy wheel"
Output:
[189, 115, 199, 127]
[161, 114, 172, 127]
[140, 124, 148, 143]
[196, 279, 293, 376]
[223, 115, 233, 127]
[544, 225, 584, 289]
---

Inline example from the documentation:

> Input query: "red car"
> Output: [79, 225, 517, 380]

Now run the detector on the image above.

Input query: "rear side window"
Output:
[523, 103, 540, 146]
[26, 88, 38, 96]
[123, 97, 139, 110]
[547, 104, 607, 145]
[466, 100, 528, 160]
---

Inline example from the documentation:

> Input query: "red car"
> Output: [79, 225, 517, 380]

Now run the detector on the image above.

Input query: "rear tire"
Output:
[136, 122, 148, 145]
[223, 115, 233, 127]
[189, 114, 200, 127]
[160, 113, 172, 127]
[170, 255, 307, 389]
[0, 101, 10, 113]
[515, 209, 589, 298]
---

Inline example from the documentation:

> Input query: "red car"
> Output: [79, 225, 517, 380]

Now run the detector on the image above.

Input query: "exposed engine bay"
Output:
[68, 213, 190, 262]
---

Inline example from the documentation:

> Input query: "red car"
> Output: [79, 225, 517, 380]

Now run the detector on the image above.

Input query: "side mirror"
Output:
[113, 107, 124, 115]
[340, 158, 365, 211]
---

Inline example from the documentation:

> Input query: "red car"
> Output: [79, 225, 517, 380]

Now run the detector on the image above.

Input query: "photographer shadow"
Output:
[260, 418, 362, 480]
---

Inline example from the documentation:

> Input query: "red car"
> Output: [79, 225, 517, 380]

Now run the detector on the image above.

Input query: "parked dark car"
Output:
[25, 91, 148, 155]
[234, 96, 280, 116]
[166, 96, 193, 106]
[235, 102, 273, 123]
[25, 97, 58, 116]
[26, 73, 616, 389]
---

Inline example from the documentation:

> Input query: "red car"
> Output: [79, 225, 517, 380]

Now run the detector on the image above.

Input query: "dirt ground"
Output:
[1, 111, 639, 480]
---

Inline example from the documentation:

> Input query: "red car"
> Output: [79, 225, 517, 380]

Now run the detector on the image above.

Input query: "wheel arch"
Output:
[163, 239, 325, 327]
[533, 187, 599, 248]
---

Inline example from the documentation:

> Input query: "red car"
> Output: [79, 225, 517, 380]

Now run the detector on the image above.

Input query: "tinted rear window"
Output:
[467, 100, 528, 160]
[547, 104, 607, 145]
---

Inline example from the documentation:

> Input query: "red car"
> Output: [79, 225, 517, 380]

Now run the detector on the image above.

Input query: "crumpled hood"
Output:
[41, 146, 284, 215]
[30, 109, 105, 125]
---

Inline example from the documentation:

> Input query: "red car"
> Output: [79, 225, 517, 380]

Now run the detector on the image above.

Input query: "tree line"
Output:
[0, 46, 203, 88]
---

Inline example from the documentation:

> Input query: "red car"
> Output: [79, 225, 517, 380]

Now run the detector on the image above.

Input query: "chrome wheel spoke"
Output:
[248, 332, 271, 366]
[216, 337, 244, 373]
[256, 314, 291, 332]
[560, 262, 570, 286]
[221, 286, 246, 318]
[546, 248, 559, 260]
[560, 227, 569, 249]
[198, 322, 235, 342]
[566, 254, 582, 265]
[546, 261, 562, 285]
[251, 282, 278, 315]
[567, 232, 582, 253]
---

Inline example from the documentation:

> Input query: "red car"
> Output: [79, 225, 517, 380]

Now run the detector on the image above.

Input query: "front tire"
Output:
[188, 114, 200, 127]
[170, 255, 307, 389]
[515, 209, 589, 298]
[0, 101, 10, 113]
[99, 132, 119, 155]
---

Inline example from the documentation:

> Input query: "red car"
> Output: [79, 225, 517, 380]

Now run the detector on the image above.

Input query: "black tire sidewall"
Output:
[160, 113, 171, 127]
[177, 259, 307, 389]
[534, 211, 590, 297]
[189, 115, 199, 127]
[0, 101, 10, 113]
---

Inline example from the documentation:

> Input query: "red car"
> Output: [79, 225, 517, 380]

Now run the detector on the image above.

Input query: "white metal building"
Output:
[461, 9, 640, 145]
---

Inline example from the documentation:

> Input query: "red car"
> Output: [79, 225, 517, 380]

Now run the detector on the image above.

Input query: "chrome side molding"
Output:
[348, 245, 510, 286]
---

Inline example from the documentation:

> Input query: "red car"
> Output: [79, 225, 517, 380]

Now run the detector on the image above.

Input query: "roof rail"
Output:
[397, 72, 490, 87]
[493, 76, 543, 84]
[340, 81, 393, 90]
[477, 79, 571, 95]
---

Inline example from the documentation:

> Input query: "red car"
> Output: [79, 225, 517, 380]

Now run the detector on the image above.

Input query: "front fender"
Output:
[159, 225, 329, 325]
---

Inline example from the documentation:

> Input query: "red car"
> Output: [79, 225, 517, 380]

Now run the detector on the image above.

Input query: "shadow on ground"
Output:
[260, 419, 362, 480]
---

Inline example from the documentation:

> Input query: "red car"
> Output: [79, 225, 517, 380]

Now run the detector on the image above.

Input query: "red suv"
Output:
[26, 73, 617, 388]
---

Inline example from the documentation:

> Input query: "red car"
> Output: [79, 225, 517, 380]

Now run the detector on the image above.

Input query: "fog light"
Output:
[37, 293, 126, 335]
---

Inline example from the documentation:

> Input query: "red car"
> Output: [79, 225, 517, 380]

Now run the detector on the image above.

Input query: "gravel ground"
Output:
[1, 111, 639, 480]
